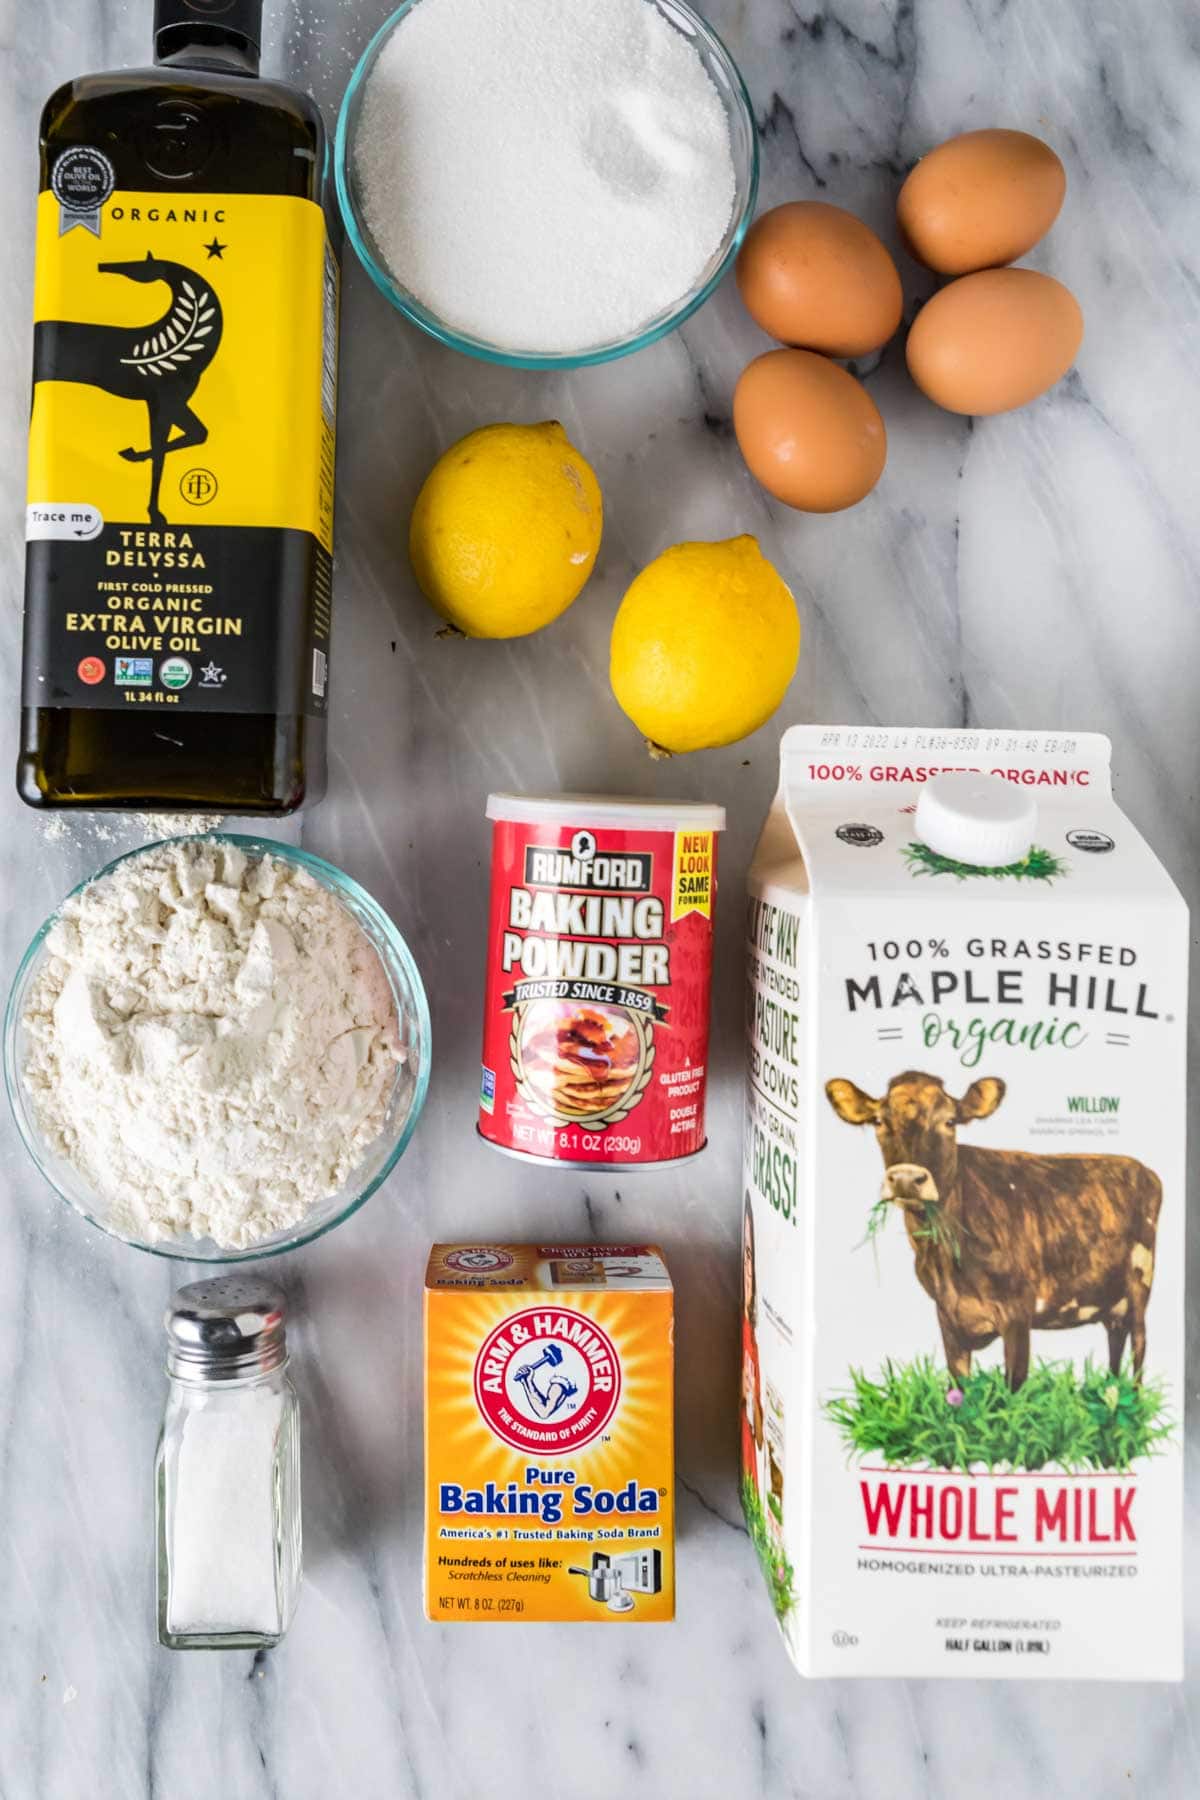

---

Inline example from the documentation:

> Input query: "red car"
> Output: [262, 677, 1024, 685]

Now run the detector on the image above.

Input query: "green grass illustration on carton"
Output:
[741, 1472, 796, 1618]
[902, 840, 1066, 882]
[825, 1356, 1173, 1473]
[862, 1193, 963, 1263]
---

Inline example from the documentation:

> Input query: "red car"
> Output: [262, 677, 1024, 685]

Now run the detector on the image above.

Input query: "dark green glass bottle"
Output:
[18, 0, 339, 813]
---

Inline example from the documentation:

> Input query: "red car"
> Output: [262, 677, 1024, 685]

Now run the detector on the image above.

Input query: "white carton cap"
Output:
[914, 772, 1037, 868]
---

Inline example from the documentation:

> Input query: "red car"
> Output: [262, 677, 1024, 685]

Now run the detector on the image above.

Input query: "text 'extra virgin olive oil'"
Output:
[18, 0, 339, 813]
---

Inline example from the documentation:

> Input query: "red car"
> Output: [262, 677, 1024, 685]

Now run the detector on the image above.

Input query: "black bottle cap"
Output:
[154, 0, 264, 68]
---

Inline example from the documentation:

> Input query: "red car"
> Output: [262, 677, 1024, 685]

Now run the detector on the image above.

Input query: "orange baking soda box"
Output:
[424, 1244, 674, 1622]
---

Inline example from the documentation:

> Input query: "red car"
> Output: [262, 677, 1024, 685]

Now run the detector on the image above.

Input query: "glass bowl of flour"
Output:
[4, 837, 431, 1261]
[335, 0, 758, 368]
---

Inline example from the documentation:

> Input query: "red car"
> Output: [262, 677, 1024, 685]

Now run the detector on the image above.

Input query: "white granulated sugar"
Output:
[356, 0, 737, 352]
[21, 840, 402, 1250]
[166, 1386, 284, 1635]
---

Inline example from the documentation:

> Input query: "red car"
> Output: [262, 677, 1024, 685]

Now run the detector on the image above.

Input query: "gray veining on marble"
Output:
[1, 0, 1199, 1795]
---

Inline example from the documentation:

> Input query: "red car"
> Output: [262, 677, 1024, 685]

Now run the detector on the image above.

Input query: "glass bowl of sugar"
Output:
[335, 0, 759, 368]
[4, 836, 431, 1262]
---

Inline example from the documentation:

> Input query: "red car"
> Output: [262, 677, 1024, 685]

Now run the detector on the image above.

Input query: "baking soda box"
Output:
[742, 727, 1187, 1679]
[425, 1244, 674, 1621]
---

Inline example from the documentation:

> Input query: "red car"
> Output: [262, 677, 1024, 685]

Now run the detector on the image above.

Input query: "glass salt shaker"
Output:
[156, 1275, 302, 1650]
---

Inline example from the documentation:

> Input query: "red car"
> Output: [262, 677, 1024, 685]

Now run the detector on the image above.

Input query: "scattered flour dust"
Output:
[21, 840, 403, 1250]
[356, 0, 736, 352]
[135, 812, 225, 842]
[39, 811, 224, 845]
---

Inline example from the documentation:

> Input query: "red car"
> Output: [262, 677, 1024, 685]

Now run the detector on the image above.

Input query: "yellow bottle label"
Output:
[23, 186, 337, 719]
[28, 189, 335, 549]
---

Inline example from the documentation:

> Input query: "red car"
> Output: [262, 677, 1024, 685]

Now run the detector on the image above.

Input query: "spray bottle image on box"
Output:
[18, 0, 339, 813]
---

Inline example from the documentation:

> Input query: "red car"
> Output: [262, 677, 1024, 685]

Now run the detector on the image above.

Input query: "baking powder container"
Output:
[478, 793, 725, 1168]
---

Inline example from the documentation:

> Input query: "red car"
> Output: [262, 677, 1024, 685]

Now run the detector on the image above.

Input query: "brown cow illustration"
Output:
[826, 1071, 1161, 1390]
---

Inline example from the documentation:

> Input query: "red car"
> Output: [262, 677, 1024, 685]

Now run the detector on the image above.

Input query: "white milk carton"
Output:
[741, 726, 1187, 1680]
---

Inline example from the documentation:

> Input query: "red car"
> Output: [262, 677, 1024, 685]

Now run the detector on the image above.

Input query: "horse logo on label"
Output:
[34, 251, 223, 526]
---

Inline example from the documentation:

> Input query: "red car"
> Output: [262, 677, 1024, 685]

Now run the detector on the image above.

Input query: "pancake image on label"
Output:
[515, 1000, 647, 1123]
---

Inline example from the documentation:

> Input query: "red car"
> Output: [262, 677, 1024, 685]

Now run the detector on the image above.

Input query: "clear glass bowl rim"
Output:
[3, 834, 432, 1262]
[333, 0, 761, 370]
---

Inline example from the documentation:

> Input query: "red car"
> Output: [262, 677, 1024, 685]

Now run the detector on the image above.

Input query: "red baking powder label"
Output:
[479, 814, 718, 1164]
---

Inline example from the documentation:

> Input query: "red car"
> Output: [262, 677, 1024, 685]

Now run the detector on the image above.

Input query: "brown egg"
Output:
[906, 268, 1083, 415]
[897, 129, 1066, 275]
[733, 349, 887, 512]
[735, 201, 903, 357]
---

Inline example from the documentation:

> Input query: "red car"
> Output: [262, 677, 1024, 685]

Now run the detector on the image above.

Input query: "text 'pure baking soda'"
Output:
[742, 727, 1187, 1680]
[479, 794, 724, 1167]
[424, 1245, 674, 1622]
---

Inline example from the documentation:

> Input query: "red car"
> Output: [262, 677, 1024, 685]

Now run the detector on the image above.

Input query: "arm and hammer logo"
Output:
[473, 1305, 621, 1451]
[445, 1248, 513, 1272]
[115, 657, 153, 687]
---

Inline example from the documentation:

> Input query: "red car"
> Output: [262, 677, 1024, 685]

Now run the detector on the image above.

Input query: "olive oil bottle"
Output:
[18, 0, 338, 813]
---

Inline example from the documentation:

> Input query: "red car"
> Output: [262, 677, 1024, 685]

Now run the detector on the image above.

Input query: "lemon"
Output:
[409, 421, 603, 638]
[610, 536, 799, 754]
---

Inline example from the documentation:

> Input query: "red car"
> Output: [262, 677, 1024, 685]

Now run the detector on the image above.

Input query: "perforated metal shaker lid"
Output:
[165, 1274, 287, 1381]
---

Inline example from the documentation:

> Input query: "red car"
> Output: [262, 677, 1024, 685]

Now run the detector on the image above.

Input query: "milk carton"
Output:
[742, 727, 1187, 1680]
[425, 1243, 674, 1622]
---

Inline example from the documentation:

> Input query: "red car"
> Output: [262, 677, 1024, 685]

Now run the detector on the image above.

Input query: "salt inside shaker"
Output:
[156, 1275, 302, 1650]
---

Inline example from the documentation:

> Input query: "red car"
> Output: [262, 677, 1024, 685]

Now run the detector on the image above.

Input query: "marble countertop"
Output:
[2, 1, 1199, 1795]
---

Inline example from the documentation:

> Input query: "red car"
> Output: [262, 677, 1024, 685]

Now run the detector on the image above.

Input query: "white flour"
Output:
[21, 840, 402, 1249]
[356, 0, 736, 351]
